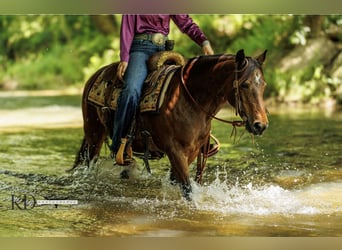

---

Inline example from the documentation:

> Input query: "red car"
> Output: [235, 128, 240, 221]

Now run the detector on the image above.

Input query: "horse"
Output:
[72, 49, 269, 200]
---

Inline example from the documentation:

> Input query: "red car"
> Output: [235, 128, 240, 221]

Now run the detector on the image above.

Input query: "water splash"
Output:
[191, 176, 342, 216]
[72, 158, 342, 217]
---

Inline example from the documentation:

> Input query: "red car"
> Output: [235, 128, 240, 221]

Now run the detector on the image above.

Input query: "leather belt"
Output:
[134, 33, 168, 46]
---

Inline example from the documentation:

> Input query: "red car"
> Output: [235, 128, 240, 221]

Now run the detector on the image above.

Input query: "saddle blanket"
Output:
[88, 64, 180, 113]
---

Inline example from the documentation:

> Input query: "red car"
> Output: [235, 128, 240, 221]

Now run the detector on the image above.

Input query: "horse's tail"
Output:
[67, 136, 88, 172]
[68, 63, 118, 171]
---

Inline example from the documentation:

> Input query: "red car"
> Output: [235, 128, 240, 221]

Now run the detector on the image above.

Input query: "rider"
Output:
[112, 14, 214, 164]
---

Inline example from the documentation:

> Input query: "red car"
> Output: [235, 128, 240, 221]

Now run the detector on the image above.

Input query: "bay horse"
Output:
[72, 49, 269, 200]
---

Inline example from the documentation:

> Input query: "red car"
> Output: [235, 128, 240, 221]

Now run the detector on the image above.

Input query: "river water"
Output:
[0, 92, 341, 236]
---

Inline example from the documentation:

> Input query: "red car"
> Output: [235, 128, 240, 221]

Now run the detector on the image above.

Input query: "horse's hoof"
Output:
[181, 184, 192, 201]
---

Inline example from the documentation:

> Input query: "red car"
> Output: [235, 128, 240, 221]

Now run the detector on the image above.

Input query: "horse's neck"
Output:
[185, 56, 235, 114]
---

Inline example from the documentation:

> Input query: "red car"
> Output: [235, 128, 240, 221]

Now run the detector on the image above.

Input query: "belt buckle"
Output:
[152, 33, 165, 46]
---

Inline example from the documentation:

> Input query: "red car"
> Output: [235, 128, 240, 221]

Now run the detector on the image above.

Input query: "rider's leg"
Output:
[111, 51, 149, 154]
[111, 40, 165, 162]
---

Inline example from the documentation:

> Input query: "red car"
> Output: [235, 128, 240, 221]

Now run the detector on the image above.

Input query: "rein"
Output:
[180, 56, 248, 129]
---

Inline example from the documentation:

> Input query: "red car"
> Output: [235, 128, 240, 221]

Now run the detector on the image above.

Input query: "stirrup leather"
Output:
[201, 133, 220, 158]
[115, 138, 133, 165]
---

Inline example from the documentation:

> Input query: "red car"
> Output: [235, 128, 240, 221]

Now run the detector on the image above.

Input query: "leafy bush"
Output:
[0, 15, 340, 105]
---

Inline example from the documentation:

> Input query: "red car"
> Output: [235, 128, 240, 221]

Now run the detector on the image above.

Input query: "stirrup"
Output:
[115, 138, 133, 165]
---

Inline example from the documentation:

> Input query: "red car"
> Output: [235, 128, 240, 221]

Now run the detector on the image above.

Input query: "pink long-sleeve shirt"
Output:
[120, 14, 208, 62]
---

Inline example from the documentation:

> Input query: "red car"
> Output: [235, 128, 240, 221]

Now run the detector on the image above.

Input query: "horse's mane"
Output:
[183, 53, 261, 85]
[183, 54, 233, 74]
[183, 53, 241, 77]
[189, 54, 235, 66]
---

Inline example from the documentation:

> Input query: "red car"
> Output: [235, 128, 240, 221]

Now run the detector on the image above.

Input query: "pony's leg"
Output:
[168, 153, 192, 201]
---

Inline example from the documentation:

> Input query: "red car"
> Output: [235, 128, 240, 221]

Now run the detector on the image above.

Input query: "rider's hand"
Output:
[117, 61, 128, 81]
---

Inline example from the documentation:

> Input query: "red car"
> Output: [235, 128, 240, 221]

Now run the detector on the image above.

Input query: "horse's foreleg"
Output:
[168, 153, 192, 201]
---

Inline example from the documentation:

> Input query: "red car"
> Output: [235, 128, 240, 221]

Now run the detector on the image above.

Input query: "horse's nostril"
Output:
[253, 122, 266, 134]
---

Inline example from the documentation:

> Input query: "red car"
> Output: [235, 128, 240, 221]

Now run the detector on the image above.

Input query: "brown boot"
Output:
[115, 138, 133, 165]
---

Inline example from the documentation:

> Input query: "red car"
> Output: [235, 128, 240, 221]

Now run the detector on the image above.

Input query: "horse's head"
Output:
[230, 49, 269, 136]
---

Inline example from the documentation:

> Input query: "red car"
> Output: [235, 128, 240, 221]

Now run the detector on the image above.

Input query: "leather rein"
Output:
[180, 56, 249, 129]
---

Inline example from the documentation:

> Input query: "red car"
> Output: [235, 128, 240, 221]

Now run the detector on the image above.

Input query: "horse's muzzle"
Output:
[246, 121, 268, 135]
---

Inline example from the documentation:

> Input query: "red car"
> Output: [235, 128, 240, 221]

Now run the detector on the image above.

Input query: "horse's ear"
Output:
[235, 49, 245, 68]
[256, 50, 267, 65]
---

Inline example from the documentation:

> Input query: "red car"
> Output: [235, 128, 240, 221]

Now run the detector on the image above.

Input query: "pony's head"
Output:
[230, 49, 269, 136]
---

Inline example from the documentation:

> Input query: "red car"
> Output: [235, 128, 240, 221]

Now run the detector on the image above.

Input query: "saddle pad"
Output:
[139, 65, 179, 113]
[88, 65, 180, 113]
[87, 69, 108, 107]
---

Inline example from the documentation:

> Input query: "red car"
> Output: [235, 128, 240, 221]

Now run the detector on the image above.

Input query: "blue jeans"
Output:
[111, 40, 165, 152]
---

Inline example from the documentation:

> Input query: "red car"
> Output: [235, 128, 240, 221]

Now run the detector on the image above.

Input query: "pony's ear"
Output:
[235, 49, 245, 69]
[256, 50, 267, 65]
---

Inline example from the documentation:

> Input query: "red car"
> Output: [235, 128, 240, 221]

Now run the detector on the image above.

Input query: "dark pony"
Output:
[72, 50, 269, 200]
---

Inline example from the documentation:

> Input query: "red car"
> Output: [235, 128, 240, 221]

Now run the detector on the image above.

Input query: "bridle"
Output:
[233, 58, 250, 116]
[180, 56, 249, 128]
[180, 55, 252, 184]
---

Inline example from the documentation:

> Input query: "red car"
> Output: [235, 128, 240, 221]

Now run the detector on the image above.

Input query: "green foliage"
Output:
[82, 38, 120, 82]
[4, 45, 79, 89]
[0, 15, 340, 105]
[228, 15, 294, 54]
[273, 65, 339, 104]
[0, 15, 115, 90]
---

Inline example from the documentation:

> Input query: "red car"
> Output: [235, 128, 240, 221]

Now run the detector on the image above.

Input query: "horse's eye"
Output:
[240, 82, 249, 89]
